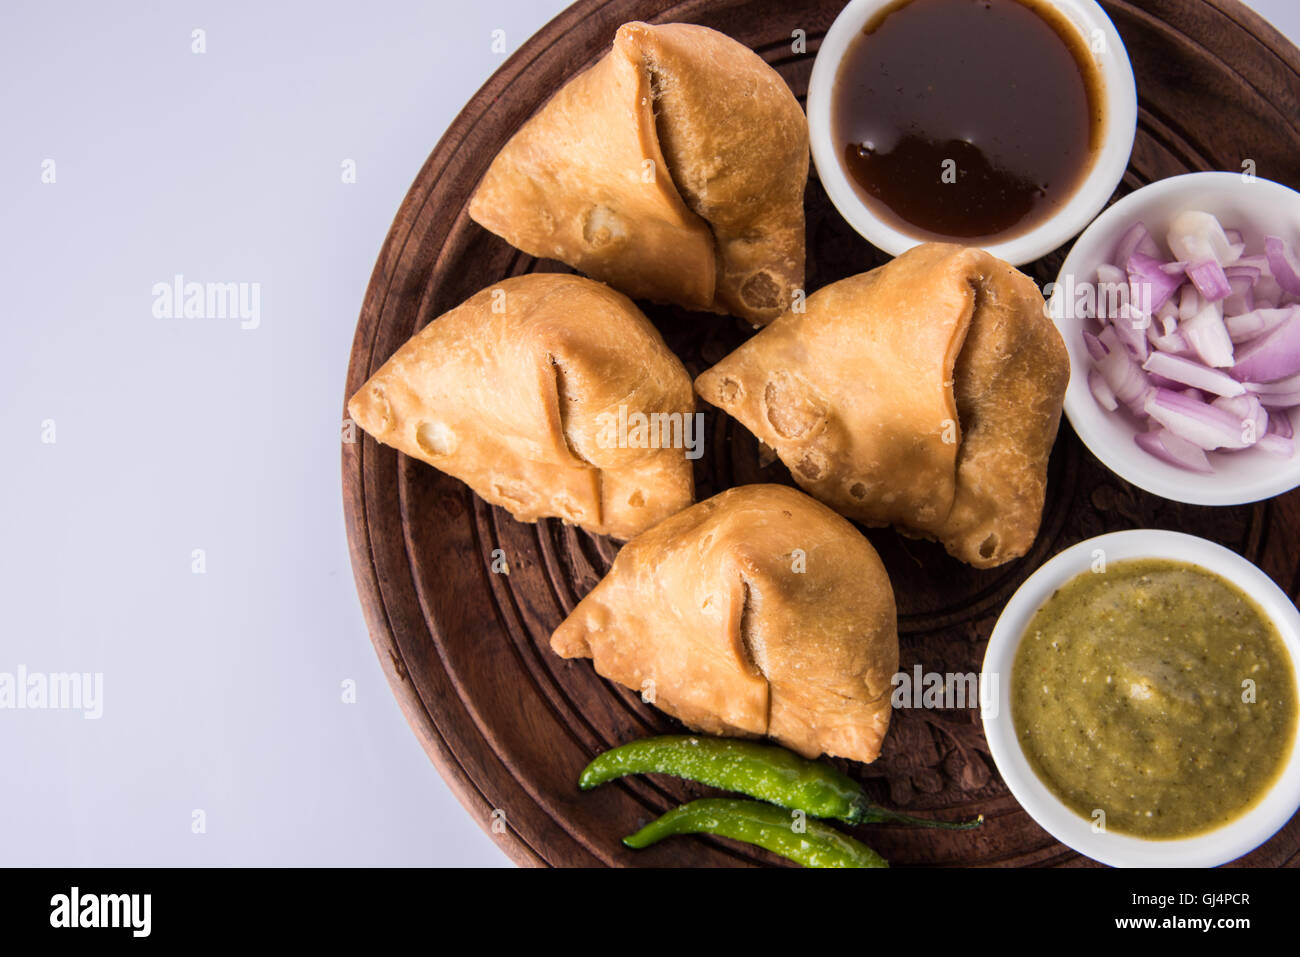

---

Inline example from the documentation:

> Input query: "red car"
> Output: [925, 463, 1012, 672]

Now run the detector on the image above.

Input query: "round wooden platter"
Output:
[343, 0, 1300, 867]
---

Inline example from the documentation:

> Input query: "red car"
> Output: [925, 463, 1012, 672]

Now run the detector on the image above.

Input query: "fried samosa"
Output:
[695, 244, 1070, 568]
[551, 484, 899, 764]
[468, 21, 808, 326]
[347, 273, 696, 540]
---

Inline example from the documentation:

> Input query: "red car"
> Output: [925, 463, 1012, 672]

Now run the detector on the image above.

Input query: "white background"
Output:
[2, 0, 1297, 867]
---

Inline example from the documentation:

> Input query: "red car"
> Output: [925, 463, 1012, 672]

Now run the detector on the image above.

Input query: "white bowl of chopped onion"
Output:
[1051, 171, 1300, 505]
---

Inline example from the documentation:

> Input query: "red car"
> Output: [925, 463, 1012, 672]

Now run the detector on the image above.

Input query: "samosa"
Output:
[552, 484, 899, 763]
[695, 243, 1070, 568]
[468, 21, 809, 326]
[348, 273, 696, 540]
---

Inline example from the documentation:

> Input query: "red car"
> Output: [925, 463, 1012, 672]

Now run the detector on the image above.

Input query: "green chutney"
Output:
[1011, 558, 1297, 839]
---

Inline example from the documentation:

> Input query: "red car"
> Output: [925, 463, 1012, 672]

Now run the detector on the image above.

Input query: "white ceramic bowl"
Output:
[1054, 172, 1300, 505]
[981, 530, 1300, 867]
[807, 0, 1136, 265]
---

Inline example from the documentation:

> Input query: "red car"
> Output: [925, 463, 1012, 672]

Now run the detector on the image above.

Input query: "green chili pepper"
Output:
[581, 734, 982, 829]
[624, 798, 888, 868]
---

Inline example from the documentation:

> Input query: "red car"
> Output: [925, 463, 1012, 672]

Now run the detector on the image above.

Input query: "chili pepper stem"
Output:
[848, 799, 984, 830]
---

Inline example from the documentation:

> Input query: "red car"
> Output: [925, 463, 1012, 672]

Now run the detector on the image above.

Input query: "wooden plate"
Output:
[343, 0, 1300, 866]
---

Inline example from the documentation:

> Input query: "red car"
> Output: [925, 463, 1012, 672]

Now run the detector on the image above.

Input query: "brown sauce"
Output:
[834, 0, 1105, 243]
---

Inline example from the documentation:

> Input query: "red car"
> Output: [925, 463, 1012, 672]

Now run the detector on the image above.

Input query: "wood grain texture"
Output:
[342, 0, 1300, 867]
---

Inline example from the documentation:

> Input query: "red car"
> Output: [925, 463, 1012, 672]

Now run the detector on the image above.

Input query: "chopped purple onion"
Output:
[1225, 306, 1296, 343]
[1082, 212, 1300, 472]
[1230, 312, 1300, 383]
[1114, 221, 1160, 266]
[1135, 428, 1213, 473]
[1142, 352, 1246, 396]
[1269, 412, 1294, 439]
[1265, 236, 1300, 296]
[1181, 300, 1235, 368]
[1144, 389, 1252, 450]
[1088, 369, 1119, 412]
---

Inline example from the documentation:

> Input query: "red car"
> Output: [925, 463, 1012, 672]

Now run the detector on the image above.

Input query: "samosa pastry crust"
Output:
[348, 273, 695, 540]
[551, 484, 899, 764]
[468, 21, 808, 325]
[695, 244, 1069, 568]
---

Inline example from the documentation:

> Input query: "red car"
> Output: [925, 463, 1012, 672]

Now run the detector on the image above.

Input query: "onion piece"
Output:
[1128, 252, 1190, 312]
[1257, 432, 1296, 457]
[1187, 259, 1232, 301]
[1168, 210, 1242, 265]
[1211, 394, 1267, 445]
[1269, 412, 1294, 439]
[1135, 428, 1214, 472]
[1127, 252, 1184, 313]
[1155, 300, 1179, 335]
[1146, 372, 1183, 390]
[1244, 368, 1300, 394]
[1083, 330, 1108, 360]
[1257, 390, 1300, 409]
[1112, 305, 1150, 360]
[1089, 369, 1119, 411]
[1169, 211, 1240, 301]
[1237, 254, 1272, 277]
[1225, 306, 1296, 343]
[1114, 222, 1160, 266]
[1230, 311, 1300, 382]
[1096, 263, 1126, 286]
[1222, 274, 1255, 317]
[1179, 285, 1201, 322]
[1144, 388, 1252, 450]
[1265, 236, 1300, 296]
[1096, 264, 1128, 320]
[1096, 328, 1150, 406]
[1225, 265, 1262, 283]
[1142, 352, 1246, 396]
[1180, 299, 1235, 368]
[1149, 328, 1191, 355]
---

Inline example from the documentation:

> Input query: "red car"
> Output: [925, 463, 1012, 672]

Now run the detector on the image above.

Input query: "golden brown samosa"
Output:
[695, 244, 1069, 568]
[468, 21, 808, 326]
[348, 273, 696, 540]
[551, 484, 899, 764]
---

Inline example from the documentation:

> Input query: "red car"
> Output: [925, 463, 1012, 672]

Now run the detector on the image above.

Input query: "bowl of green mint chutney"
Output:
[982, 530, 1300, 867]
